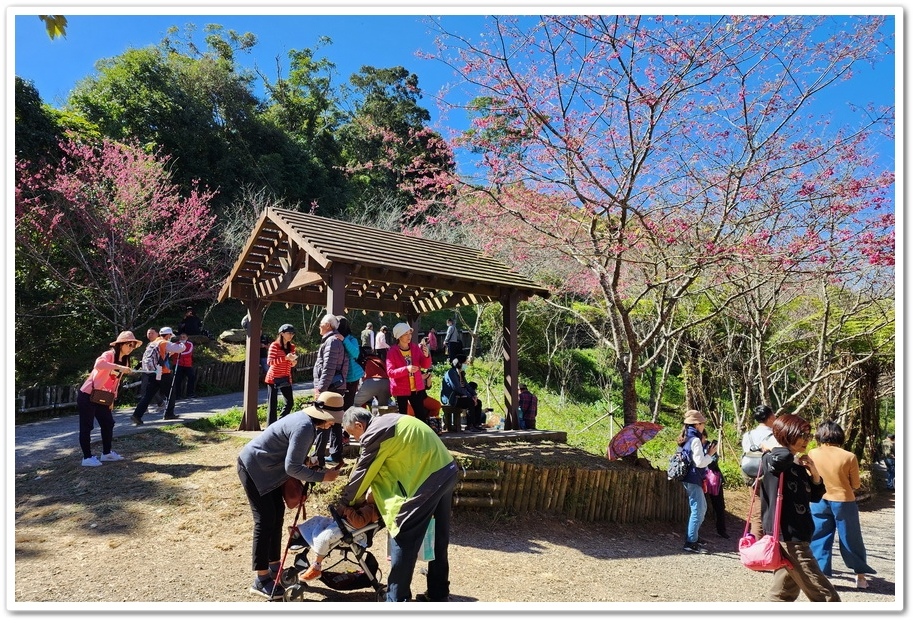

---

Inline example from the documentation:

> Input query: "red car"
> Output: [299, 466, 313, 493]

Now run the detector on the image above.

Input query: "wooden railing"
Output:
[16, 351, 318, 420]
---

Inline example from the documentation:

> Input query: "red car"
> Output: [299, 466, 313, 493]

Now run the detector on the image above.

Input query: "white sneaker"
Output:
[100, 451, 124, 462]
[81, 456, 103, 467]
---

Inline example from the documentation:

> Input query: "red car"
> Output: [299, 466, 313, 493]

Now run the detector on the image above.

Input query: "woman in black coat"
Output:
[760, 412, 840, 602]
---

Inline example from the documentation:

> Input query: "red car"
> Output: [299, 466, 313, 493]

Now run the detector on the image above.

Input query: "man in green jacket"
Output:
[341, 408, 458, 602]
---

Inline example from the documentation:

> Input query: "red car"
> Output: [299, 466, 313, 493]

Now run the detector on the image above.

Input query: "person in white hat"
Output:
[156, 327, 184, 420]
[130, 326, 185, 426]
[386, 322, 432, 424]
[237, 391, 346, 600]
[76, 330, 142, 466]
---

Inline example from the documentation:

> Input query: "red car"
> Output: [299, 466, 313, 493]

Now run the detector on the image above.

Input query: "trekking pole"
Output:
[163, 350, 180, 415]
[270, 493, 305, 600]
[269, 480, 314, 600]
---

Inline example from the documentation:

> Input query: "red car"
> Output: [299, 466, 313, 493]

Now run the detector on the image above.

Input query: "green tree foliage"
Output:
[65, 28, 270, 214]
[339, 66, 457, 222]
[258, 41, 350, 215]
[14, 77, 62, 165]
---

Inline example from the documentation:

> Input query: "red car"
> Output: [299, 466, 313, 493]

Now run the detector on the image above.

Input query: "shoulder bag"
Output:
[88, 371, 116, 407]
[89, 388, 115, 406]
[738, 461, 792, 572]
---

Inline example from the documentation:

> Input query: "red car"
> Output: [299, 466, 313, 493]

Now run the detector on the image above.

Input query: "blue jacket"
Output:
[680, 426, 714, 486]
[341, 334, 364, 383]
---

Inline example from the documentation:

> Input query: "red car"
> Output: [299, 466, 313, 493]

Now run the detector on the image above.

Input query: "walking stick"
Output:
[163, 350, 180, 415]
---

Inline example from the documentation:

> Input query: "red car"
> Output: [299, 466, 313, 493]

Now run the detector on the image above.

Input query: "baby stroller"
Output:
[278, 503, 387, 602]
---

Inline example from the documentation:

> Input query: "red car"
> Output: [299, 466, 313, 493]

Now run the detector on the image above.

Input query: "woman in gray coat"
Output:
[237, 392, 345, 599]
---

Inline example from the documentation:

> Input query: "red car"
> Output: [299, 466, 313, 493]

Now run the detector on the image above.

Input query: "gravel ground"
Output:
[12, 425, 900, 615]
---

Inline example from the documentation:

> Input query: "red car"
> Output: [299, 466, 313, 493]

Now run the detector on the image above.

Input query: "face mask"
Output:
[461, 364, 468, 371]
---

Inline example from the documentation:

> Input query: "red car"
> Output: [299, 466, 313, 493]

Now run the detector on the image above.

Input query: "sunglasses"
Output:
[800, 432, 813, 442]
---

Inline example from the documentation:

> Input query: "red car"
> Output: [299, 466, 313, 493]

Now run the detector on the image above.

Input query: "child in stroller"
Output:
[289, 496, 380, 581]
[279, 495, 387, 601]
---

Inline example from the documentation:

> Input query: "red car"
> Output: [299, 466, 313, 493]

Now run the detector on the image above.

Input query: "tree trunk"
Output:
[850, 359, 882, 463]
[619, 363, 639, 425]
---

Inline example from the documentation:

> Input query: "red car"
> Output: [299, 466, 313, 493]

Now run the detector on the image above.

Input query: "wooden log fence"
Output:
[16, 351, 320, 420]
[453, 457, 688, 525]
[453, 467, 503, 509]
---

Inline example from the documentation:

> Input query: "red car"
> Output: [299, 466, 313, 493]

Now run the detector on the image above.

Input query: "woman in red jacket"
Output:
[265, 323, 298, 425]
[385, 323, 432, 423]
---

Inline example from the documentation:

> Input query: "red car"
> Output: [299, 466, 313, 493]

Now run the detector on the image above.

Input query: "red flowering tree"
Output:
[429, 15, 895, 424]
[15, 138, 218, 334]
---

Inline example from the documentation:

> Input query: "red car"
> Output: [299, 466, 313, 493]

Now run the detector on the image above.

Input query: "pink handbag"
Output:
[704, 468, 722, 496]
[739, 465, 792, 572]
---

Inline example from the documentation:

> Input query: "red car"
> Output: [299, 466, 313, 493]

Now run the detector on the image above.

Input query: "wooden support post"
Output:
[239, 300, 267, 431]
[501, 291, 520, 430]
[326, 262, 348, 315]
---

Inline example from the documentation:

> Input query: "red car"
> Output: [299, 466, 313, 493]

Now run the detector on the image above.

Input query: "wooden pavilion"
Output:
[218, 208, 551, 431]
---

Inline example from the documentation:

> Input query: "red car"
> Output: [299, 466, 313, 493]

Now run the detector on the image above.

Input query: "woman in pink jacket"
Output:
[386, 323, 432, 423]
[77, 331, 142, 467]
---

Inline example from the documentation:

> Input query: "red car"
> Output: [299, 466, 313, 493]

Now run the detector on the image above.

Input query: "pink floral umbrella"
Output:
[606, 421, 664, 460]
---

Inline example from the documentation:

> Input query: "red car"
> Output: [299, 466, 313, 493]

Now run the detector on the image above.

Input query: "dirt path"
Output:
[12, 425, 899, 611]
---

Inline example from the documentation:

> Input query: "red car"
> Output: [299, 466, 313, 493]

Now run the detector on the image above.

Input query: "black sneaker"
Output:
[249, 576, 283, 600]
[415, 592, 449, 602]
[163, 414, 178, 420]
[696, 538, 708, 546]
[130, 414, 143, 426]
[683, 541, 709, 554]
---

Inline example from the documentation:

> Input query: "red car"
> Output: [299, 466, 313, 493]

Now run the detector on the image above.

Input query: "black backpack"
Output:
[356, 345, 371, 368]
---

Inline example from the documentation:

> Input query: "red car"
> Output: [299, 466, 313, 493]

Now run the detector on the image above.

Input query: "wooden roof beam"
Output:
[218, 213, 273, 302]
[274, 288, 412, 314]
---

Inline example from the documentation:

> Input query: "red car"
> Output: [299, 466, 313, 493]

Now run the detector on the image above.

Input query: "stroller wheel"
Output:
[376, 586, 388, 602]
[279, 567, 299, 588]
[284, 583, 306, 602]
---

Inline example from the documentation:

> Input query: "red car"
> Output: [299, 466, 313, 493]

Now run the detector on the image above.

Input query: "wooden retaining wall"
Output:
[453, 457, 687, 525]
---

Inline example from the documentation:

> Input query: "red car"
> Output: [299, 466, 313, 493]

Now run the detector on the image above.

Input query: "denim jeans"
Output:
[884, 457, 895, 489]
[682, 481, 707, 543]
[810, 499, 876, 575]
[385, 471, 458, 601]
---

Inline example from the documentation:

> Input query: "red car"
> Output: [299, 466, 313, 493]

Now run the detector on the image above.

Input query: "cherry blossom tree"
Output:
[15, 137, 219, 334]
[429, 15, 894, 424]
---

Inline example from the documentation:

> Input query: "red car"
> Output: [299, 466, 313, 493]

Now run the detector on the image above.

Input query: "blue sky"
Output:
[12, 9, 899, 182]
[13, 12, 488, 137]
